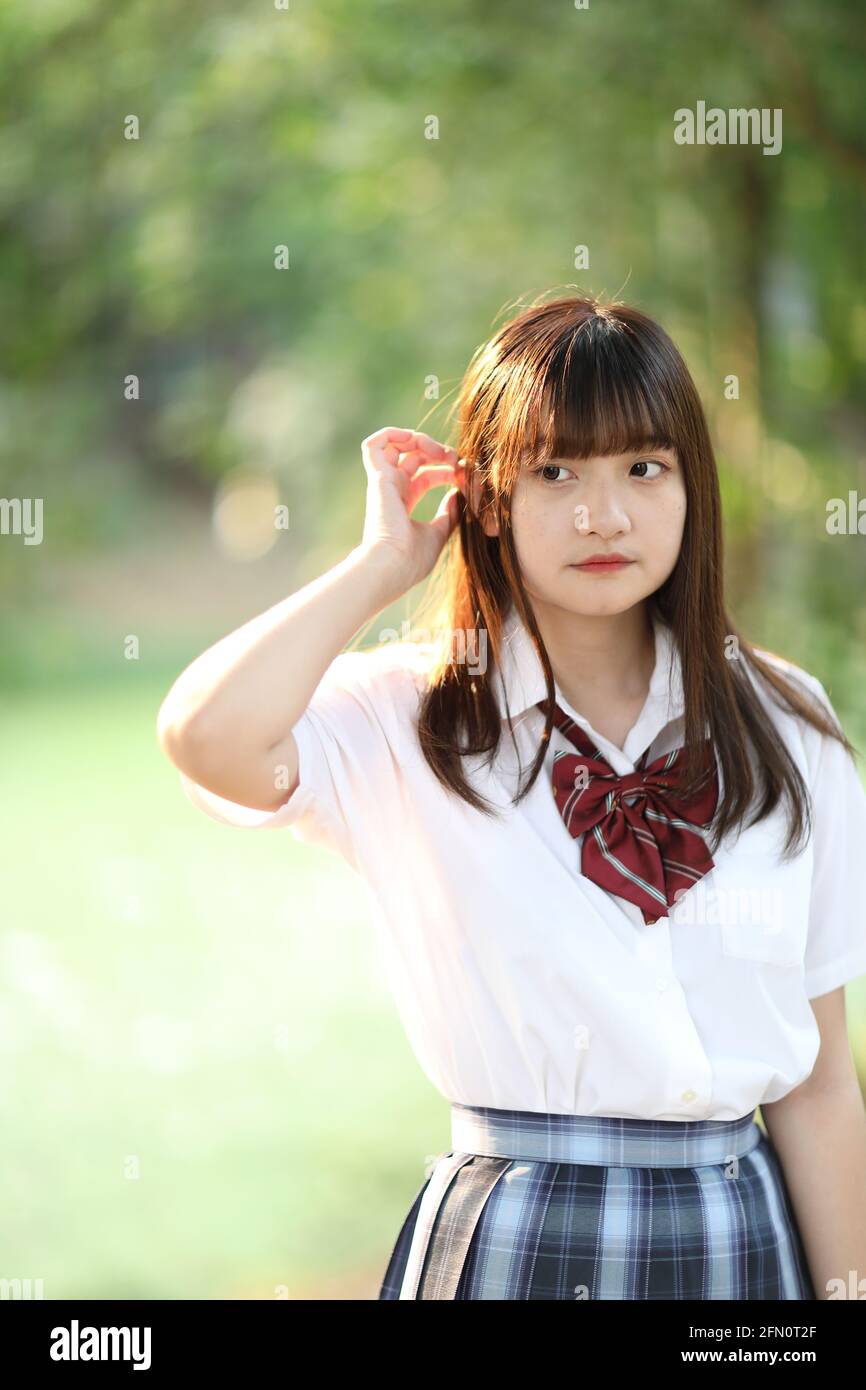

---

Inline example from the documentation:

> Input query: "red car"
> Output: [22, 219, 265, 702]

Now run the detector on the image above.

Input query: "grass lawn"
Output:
[1, 676, 447, 1299]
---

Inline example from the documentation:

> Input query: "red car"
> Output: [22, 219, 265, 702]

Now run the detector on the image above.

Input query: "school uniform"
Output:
[178, 602, 866, 1300]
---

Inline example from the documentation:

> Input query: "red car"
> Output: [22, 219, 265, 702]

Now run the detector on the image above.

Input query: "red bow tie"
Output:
[541, 701, 720, 924]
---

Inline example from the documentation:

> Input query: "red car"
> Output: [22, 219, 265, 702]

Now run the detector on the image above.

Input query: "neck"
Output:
[529, 599, 657, 708]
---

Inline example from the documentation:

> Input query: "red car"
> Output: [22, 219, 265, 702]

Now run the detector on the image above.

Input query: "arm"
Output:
[157, 543, 403, 812]
[760, 986, 866, 1299]
[156, 427, 464, 814]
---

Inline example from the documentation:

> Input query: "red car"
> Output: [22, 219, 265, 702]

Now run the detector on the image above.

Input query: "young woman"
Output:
[158, 293, 866, 1300]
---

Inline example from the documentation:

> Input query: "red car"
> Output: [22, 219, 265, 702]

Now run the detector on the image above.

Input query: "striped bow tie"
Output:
[540, 701, 719, 925]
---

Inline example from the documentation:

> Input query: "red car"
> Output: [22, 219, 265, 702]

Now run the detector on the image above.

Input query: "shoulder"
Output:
[750, 644, 839, 722]
[314, 636, 437, 704]
[746, 643, 845, 776]
[748, 643, 828, 706]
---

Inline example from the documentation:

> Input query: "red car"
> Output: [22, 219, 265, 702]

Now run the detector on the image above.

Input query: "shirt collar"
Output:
[490, 600, 685, 751]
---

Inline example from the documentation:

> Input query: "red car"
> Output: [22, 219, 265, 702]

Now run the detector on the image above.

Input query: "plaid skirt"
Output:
[378, 1103, 816, 1300]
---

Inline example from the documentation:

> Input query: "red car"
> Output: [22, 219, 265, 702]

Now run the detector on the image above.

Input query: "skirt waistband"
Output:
[450, 1103, 764, 1168]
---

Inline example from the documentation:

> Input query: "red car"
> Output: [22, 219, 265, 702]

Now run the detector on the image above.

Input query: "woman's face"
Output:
[480, 444, 687, 617]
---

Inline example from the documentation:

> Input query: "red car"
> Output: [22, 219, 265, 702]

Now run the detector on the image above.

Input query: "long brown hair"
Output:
[406, 291, 856, 858]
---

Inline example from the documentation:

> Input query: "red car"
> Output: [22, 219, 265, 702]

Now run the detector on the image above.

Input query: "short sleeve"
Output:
[799, 675, 866, 998]
[178, 643, 426, 870]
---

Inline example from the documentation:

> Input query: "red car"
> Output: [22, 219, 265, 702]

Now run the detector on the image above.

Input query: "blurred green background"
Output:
[2, 0, 865, 1298]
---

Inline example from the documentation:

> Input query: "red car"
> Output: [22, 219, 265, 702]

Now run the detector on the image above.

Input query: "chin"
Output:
[556, 594, 639, 618]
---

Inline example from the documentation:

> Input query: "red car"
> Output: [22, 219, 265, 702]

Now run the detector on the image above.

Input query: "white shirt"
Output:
[178, 604, 866, 1121]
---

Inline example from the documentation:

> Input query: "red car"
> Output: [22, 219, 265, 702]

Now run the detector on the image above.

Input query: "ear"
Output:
[467, 470, 499, 538]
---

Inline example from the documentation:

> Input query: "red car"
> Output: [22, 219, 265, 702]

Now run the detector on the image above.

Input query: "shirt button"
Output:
[655, 977, 668, 992]
[681, 1088, 697, 1103]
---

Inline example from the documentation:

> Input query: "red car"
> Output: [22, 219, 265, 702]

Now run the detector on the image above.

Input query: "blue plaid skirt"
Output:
[379, 1104, 816, 1300]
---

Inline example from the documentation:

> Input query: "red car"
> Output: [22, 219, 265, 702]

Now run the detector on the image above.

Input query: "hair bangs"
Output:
[526, 322, 685, 466]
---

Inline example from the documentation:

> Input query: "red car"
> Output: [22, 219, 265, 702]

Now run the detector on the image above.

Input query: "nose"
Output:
[573, 483, 632, 537]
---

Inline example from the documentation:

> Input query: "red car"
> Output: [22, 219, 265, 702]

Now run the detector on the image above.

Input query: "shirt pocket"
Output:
[710, 812, 814, 968]
[719, 905, 806, 966]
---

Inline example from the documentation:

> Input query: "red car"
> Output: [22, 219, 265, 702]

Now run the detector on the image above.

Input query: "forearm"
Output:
[157, 543, 402, 756]
[761, 1078, 866, 1299]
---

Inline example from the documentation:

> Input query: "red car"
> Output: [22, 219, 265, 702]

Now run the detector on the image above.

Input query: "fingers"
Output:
[429, 486, 463, 543]
[433, 484, 461, 519]
[361, 427, 414, 474]
[402, 452, 467, 490]
[362, 426, 461, 479]
[405, 463, 464, 514]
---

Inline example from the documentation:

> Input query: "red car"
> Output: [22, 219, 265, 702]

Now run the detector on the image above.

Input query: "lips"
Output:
[572, 554, 635, 568]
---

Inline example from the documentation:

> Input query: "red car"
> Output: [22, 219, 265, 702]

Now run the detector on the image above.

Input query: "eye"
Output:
[631, 458, 669, 479]
[534, 462, 575, 483]
[531, 457, 671, 484]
